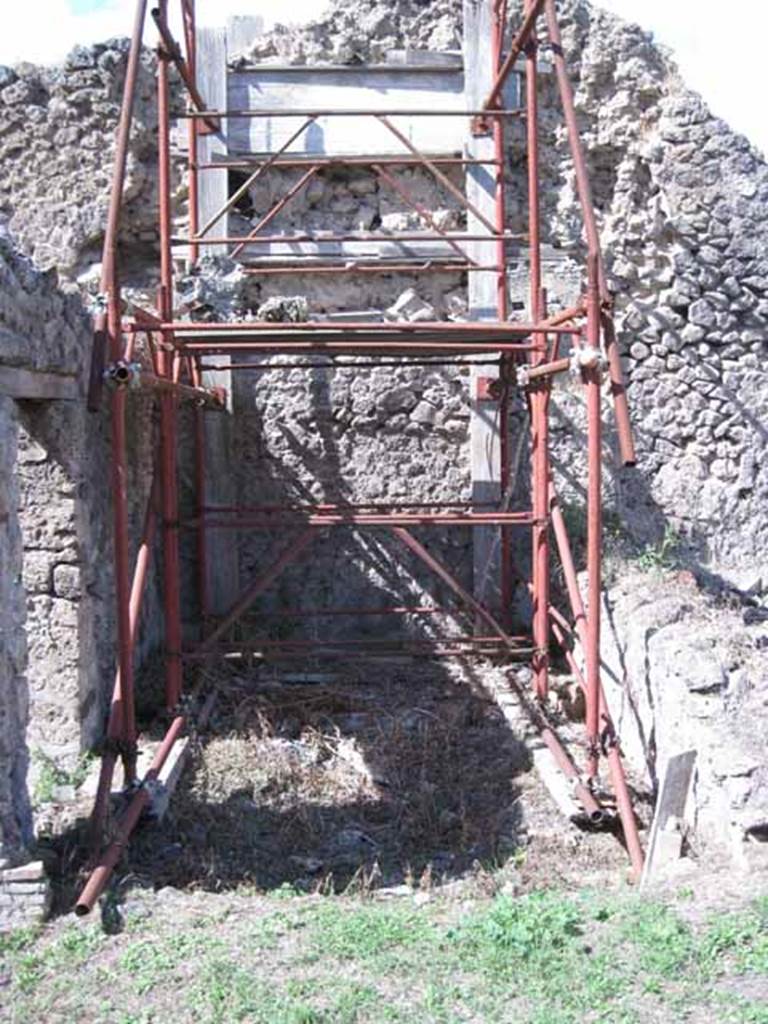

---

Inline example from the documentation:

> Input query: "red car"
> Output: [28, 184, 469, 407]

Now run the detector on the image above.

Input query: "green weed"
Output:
[620, 900, 694, 988]
[309, 902, 434, 962]
[32, 748, 93, 805]
[634, 527, 681, 572]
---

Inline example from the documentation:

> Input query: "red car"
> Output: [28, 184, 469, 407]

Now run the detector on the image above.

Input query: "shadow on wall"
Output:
[227, 353, 510, 647]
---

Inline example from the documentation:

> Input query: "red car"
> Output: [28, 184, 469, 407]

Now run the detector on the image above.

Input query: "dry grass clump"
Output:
[126, 661, 532, 893]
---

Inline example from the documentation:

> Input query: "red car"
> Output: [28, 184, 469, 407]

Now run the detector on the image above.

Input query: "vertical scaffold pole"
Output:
[526, 0, 549, 700]
[493, 2, 513, 626]
[183, 0, 199, 266]
[158, 4, 183, 710]
[585, 254, 602, 778]
[182, 1, 210, 625]
[543, 0, 635, 467]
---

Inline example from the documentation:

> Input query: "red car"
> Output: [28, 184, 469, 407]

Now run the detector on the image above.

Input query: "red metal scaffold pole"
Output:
[78, 0, 644, 915]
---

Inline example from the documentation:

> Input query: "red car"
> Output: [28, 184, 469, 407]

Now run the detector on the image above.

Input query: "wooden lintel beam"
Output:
[0, 365, 80, 401]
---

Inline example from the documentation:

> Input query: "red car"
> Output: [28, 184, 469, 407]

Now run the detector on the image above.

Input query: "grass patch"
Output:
[2, 887, 767, 1024]
[309, 902, 436, 961]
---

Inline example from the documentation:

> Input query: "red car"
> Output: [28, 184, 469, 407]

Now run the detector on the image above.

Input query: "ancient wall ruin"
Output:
[1, 0, 767, 875]
[0, 238, 159, 867]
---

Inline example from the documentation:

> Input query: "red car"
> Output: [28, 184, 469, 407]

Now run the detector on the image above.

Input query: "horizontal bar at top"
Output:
[152, 319, 579, 335]
[200, 358, 496, 370]
[182, 512, 537, 528]
[201, 500, 495, 512]
[231, 62, 464, 73]
[181, 108, 525, 119]
[176, 341, 544, 354]
[241, 263, 499, 276]
[195, 156, 496, 169]
[180, 233, 527, 245]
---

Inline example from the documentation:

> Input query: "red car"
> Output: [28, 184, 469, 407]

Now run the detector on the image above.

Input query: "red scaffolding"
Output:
[76, 0, 642, 915]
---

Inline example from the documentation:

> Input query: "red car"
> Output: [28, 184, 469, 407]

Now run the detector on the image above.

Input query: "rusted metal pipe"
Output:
[155, 319, 575, 335]
[150, 6, 218, 131]
[189, 356, 210, 622]
[521, 355, 571, 383]
[197, 530, 317, 653]
[391, 527, 522, 654]
[89, 469, 160, 849]
[585, 255, 602, 778]
[137, 372, 225, 408]
[483, 0, 547, 111]
[183, 107, 525, 119]
[110, 391, 138, 782]
[87, 0, 149, 411]
[181, 231, 528, 245]
[76, 713, 186, 916]
[197, 117, 318, 238]
[526, 0, 549, 701]
[242, 261, 494, 275]
[544, 0, 636, 466]
[601, 310, 637, 466]
[185, 511, 536, 528]
[540, 728, 606, 825]
[185, 0, 199, 266]
[157, 25, 183, 711]
[195, 156, 498, 169]
[549, 481, 588, 641]
[373, 163, 475, 265]
[492, 9, 513, 628]
[376, 115, 502, 236]
[549, 613, 644, 878]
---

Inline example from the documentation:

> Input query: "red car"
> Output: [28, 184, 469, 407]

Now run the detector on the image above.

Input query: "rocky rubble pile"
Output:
[233, 0, 463, 65]
[0, 41, 158, 276]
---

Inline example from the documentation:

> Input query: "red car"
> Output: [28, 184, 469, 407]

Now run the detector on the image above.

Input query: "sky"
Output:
[1, 1, 765, 156]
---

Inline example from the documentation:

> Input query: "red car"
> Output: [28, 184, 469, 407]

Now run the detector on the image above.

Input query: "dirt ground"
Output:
[71, 656, 638, 908]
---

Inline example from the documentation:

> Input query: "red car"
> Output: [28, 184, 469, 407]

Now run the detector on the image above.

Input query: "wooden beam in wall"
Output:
[0, 365, 79, 401]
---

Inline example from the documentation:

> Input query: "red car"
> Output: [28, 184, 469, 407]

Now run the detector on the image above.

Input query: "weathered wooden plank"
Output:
[227, 67, 467, 157]
[0, 365, 79, 401]
[238, 239, 473, 262]
[196, 26, 238, 615]
[641, 750, 697, 888]
[201, 357, 239, 617]
[196, 27, 228, 258]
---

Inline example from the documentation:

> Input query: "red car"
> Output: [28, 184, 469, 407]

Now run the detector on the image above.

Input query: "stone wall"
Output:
[0, 239, 158, 869]
[0, 42, 159, 281]
[241, 0, 768, 589]
[599, 567, 768, 862]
